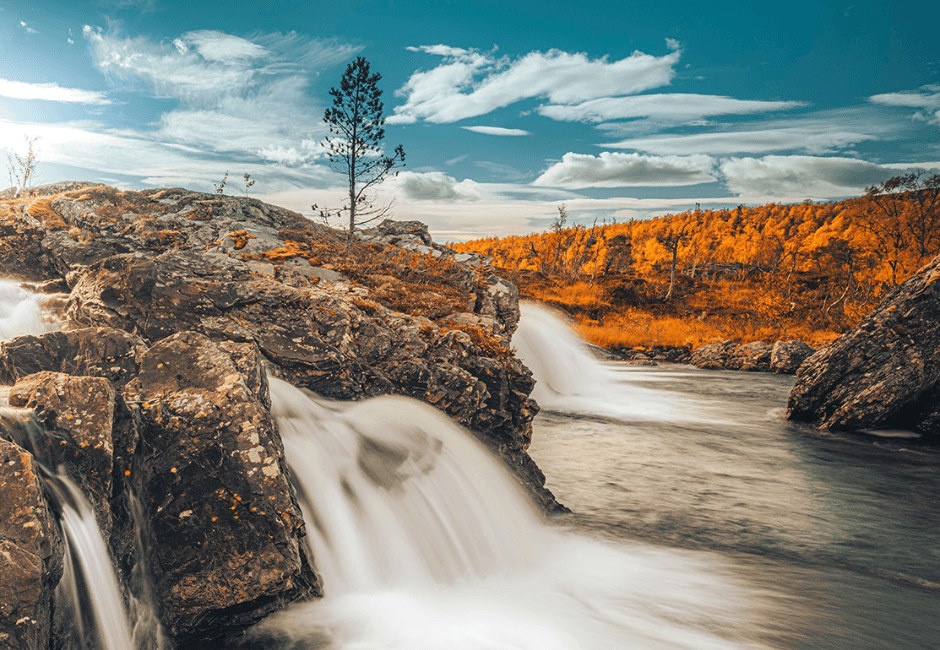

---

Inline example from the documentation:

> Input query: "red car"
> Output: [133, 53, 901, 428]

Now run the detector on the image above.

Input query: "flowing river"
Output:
[2, 281, 938, 649]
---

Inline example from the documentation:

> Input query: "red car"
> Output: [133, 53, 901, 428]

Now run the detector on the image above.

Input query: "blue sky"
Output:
[1, 0, 938, 240]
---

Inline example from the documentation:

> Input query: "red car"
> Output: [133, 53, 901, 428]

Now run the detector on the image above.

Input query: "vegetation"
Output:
[316, 57, 405, 242]
[453, 174, 940, 351]
[5, 136, 39, 196]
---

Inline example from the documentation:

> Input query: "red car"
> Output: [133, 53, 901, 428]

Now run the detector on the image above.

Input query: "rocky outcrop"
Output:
[0, 183, 561, 646]
[770, 340, 815, 374]
[787, 253, 940, 437]
[0, 438, 63, 650]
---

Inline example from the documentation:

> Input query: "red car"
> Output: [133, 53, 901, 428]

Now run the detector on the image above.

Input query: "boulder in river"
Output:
[770, 340, 815, 375]
[787, 253, 940, 438]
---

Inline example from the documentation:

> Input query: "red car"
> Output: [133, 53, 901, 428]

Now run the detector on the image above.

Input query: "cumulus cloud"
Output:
[718, 155, 933, 197]
[389, 45, 681, 124]
[870, 84, 940, 125]
[393, 171, 481, 201]
[20, 21, 37, 34]
[533, 152, 717, 189]
[538, 93, 803, 124]
[461, 126, 530, 136]
[0, 78, 111, 105]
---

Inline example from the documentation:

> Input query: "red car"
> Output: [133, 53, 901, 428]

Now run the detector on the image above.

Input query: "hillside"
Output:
[453, 175, 940, 352]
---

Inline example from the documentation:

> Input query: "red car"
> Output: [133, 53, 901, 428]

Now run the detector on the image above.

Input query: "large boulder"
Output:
[787, 253, 940, 437]
[0, 438, 63, 650]
[122, 331, 320, 645]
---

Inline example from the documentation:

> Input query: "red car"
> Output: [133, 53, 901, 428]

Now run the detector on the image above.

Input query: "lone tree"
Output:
[318, 57, 405, 242]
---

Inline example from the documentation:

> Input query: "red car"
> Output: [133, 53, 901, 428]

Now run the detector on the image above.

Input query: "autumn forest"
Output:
[453, 172, 940, 353]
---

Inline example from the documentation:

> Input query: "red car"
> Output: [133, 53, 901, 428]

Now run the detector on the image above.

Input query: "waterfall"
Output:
[249, 378, 766, 650]
[513, 302, 720, 423]
[45, 474, 136, 650]
[270, 378, 542, 591]
[0, 280, 61, 340]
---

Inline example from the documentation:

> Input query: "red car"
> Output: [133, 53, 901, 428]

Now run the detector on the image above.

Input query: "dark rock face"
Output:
[787, 254, 940, 437]
[770, 340, 815, 375]
[0, 438, 63, 650]
[0, 327, 147, 388]
[123, 332, 319, 644]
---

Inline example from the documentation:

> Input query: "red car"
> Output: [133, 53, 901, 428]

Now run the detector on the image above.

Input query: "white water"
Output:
[251, 378, 770, 649]
[0, 279, 60, 339]
[51, 475, 136, 650]
[513, 302, 720, 423]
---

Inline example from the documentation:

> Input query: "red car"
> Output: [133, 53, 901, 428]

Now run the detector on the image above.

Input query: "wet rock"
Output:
[122, 331, 319, 645]
[787, 253, 940, 438]
[8, 372, 118, 533]
[0, 438, 64, 650]
[770, 340, 815, 375]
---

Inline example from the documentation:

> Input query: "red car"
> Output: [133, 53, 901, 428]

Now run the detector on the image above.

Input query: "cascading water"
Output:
[513, 301, 718, 422]
[248, 378, 770, 649]
[45, 474, 136, 650]
[0, 279, 152, 650]
[0, 279, 61, 341]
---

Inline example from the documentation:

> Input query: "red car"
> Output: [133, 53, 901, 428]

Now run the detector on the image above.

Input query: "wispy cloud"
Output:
[389, 45, 681, 124]
[719, 155, 940, 197]
[461, 126, 530, 136]
[20, 21, 37, 34]
[538, 93, 804, 124]
[533, 151, 717, 188]
[0, 78, 111, 104]
[603, 110, 888, 155]
[870, 84, 940, 125]
[82, 25, 361, 160]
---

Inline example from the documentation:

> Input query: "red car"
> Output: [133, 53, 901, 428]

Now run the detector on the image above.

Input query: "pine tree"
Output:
[319, 57, 405, 242]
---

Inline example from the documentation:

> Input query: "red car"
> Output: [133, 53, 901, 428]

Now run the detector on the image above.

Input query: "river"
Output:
[3, 282, 938, 649]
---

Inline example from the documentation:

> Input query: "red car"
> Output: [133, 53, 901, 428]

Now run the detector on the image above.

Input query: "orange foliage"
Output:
[456, 188, 939, 351]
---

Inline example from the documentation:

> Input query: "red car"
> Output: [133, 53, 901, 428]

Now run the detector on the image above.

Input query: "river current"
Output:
[3, 282, 937, 649]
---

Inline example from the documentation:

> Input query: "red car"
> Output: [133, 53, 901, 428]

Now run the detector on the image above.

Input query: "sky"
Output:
[1, 0, 938, 241]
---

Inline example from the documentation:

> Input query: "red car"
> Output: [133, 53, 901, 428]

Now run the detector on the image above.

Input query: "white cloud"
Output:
[533, 152, 717, 189]
[391, 171, 482, 201]
[82, 26, 360, 160]
[461, 126, 530, 136]
[389, 45, 681, 124]
[538, 93, 803, 124]
[665, 38, 681, 51]
[607, 128, 877, 156]
[870, 84, 940, 125]
[0, 78, 111, 105]
[20, 21, 37, 34]
[719, 155, 940, 197]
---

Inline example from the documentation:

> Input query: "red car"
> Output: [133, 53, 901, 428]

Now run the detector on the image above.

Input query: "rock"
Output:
[725, 341, 772, 372]
[692, 340, 771, 372]
[8, 373, 118, 534]
[0, 327, 148, 387]
[691, 340, 735, 368]
[770, 340, 815, 374]
[0, 438, 64, 650]
[787, 253, 940, 438]
[122, 332, 319, 644]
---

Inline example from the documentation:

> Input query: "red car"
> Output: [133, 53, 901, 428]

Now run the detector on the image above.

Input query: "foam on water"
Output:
[0, 279, 60, 340]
